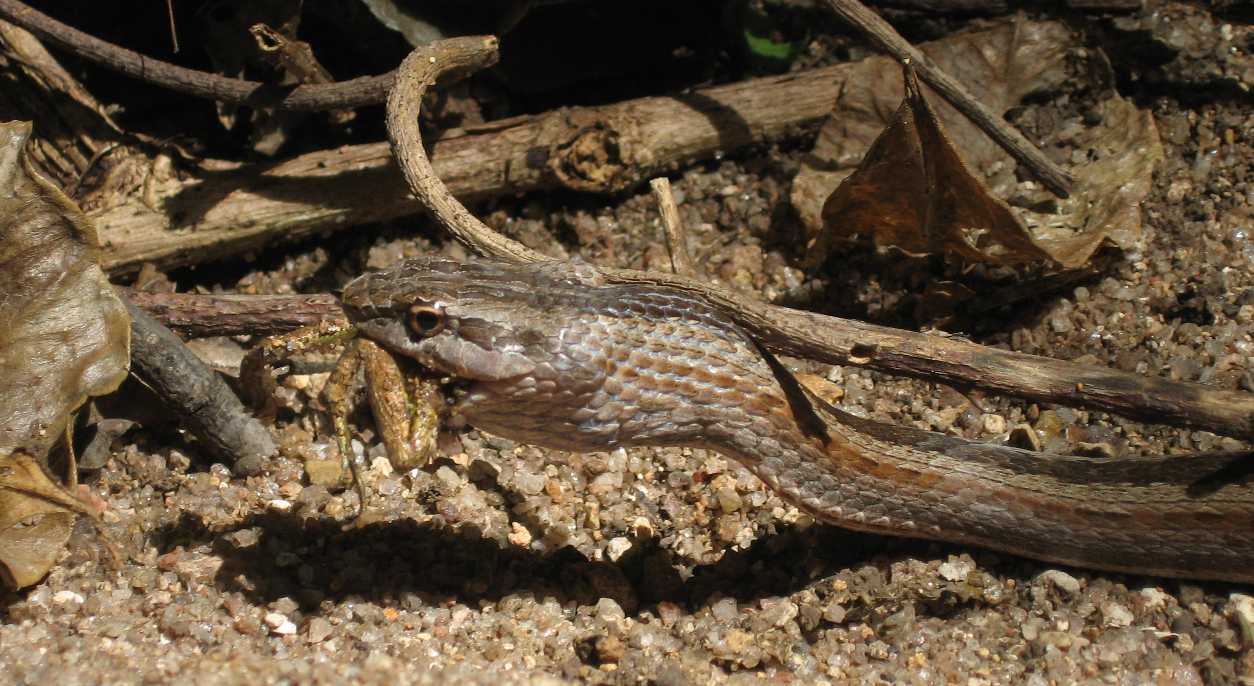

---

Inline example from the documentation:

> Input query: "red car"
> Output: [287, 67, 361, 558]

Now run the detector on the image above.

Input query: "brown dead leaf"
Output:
[817, 66, 1055, 267]
[0, 451, 94, 589]
[791, 20, 1074, 238]
[0, 120, 130, 588]
[795, 20, 1161, 271]
[1019, 96, 1162, 267]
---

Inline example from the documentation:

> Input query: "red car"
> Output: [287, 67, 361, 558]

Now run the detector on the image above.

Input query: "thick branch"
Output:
[382, 36, 1254, 440]
[92, 34, 911, 272]
[98, 21, 1056, 273]
[124, 299, 277, 471]
[125, 291, 344, 337]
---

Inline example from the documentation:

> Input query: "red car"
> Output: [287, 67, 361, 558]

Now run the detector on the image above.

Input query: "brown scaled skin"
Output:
[341, 257, 1254, 584]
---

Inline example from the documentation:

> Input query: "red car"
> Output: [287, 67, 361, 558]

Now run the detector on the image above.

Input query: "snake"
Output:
[340, 256, 1254, 583]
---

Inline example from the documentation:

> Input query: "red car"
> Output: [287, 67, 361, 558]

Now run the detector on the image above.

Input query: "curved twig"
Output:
[0, 0, 393, 111]
[385, 35, 546, 263]
[383, 36, 1254, 440]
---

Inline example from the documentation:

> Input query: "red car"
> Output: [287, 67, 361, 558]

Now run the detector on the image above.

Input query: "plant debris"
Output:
[0, 120, 128, 588]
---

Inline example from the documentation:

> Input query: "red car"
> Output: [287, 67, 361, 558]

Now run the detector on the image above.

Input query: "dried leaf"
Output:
[818, 67, 1054, 267]
[0, 121, 131, 457]
[0, 120, 129, 588]
[0, 451, 92, 589]
[791, 20, 1074, 238]
[1020, 96, 1162, 268]
[794, 20, 1162, 270]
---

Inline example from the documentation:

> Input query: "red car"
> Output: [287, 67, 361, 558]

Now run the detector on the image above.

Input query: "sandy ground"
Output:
[3, 3, 1254, 684]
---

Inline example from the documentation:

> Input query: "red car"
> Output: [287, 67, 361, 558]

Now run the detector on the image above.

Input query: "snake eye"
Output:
[407, 303, 446, 337]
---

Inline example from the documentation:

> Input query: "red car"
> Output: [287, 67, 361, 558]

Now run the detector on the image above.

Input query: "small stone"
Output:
[1038, 569, 1081, 595]
[1140, 587, 1171, 610]
[595, 597, 625, 623]
[369, 456, 394, 476]
[939, 557, 973, 582]
[468, 458, 501, 481]
[267, 499, 293, 512]
[822, 603, 846, 624]
[264, 612, 297, 635]
[508, 522, 532, 547]
[513, 470, 545, 495]
[1008, 424, 1042, 451]
[304, 459, 343, 487]
[982, 414, 1007, 434]
[434, 466, 462, 490]
[724, 628, 754, 653]
[1101, 601, 1134, 628]
[307, 617, 332, 643]
[1049, 314, 1073, 333]
[1229, 593, 1254, 648]
[711, 597, 738, 623]
[715, 487, 742, 512]
[588, 472, 623, 495]
[759, 597, 798, 628]
[595, 635, 625, 664]
[52, 591, 84, 605]
[605, 537, 633, 562]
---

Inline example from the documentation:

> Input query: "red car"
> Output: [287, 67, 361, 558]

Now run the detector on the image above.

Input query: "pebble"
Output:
[939, 557, 973, 582]
[435, 466, 462, 490]
[508, 522, 533, 547]
[307, 617, 333, 643]
[605, 537, 633, 561]
[982, 414, 1007, 434]
[514, 470, 546, 495]
[1230, 593, 1254, 647]
[759, 598, 799, 628]
[304, 458, 343, 487]
[1038, 569, 1081, 595]
[1101, 602, 1134, 628]
[264, 612, 298, 636]
[596, 598, 626, 624]
[52, 591, 84, 605]
[711, 597, 738, 623]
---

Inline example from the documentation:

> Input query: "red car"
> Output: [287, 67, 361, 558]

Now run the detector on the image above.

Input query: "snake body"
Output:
[342, 257, 1254, 583]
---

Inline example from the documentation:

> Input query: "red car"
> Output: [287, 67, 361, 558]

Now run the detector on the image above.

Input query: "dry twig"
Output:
[124, 299, 277, 472]
[649, 177, 696, 277]
[125, 291, 345, 338]
[0, 0, 393, 111]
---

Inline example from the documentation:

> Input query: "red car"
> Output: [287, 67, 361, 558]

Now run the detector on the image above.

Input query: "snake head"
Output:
[340, 257, 565, 381]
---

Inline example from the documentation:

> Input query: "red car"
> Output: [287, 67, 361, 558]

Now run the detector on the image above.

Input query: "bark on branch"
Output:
[93, 29, 951, 273]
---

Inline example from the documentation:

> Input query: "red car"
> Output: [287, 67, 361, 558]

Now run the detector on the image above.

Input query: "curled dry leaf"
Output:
[0, 451, 94, 589]
[0, 120, 130, 588]
[1019, 96, 1162, 268]
[790, 20, 1073, 238]
[817, 66, 1055, 267]
[794, 19, 1161, 270]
